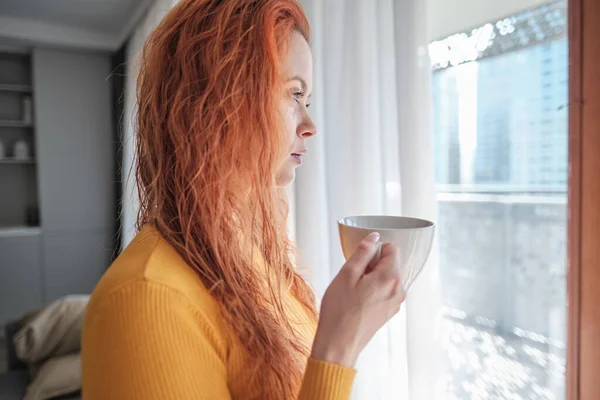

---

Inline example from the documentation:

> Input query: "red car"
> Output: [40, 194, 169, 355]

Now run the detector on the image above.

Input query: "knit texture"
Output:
[82, 225, 356, 399]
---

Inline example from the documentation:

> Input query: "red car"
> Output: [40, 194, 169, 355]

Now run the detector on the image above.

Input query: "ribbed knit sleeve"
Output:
[82, 280, 232, 400]
[298, 358, 357, 400]
[82, 279, 356, 400]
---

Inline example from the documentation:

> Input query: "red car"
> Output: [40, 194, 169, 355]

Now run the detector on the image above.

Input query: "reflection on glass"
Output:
[430, 1, 568, 398]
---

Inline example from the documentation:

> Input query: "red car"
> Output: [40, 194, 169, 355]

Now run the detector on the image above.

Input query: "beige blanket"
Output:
[13, 295, 89, 364]
[13, 295, 89, 400]
[24, 353, 81, 400]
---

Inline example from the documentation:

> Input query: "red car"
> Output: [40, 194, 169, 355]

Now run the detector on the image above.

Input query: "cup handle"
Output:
[366, 241, 382, 273]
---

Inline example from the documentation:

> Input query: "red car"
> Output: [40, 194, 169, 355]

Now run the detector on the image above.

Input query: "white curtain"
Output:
[295, 0, 441, 399]
[121, 0, 441, 398]
[121, 0, 177, 248]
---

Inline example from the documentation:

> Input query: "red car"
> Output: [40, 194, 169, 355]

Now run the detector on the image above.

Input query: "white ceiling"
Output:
[0, 0, 143, 32]
[0, 0, 152, 52]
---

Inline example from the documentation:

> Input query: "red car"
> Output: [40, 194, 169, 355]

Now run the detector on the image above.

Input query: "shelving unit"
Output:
[0, 51, 39, 231]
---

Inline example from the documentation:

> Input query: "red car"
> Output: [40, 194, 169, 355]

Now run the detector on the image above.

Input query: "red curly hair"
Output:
[134, 0, 316, 398]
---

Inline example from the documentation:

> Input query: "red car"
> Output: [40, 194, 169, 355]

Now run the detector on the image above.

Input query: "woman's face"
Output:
[276, 31, 316, 187]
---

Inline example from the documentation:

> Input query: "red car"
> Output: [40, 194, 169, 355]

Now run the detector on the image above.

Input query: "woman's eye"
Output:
[292, 91, 306, 105]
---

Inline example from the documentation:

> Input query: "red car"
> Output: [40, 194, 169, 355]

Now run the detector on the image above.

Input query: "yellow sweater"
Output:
[82, 225, 356, 399]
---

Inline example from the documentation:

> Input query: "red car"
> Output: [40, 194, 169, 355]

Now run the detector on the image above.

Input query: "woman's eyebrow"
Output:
[286, 75, 307, 92]
[286, 76, 311, 97]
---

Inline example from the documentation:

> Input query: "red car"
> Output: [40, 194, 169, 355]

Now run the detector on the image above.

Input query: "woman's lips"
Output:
[291, 153, 303, 164]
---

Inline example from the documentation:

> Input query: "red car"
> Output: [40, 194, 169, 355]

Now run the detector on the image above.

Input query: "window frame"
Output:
[567, 0, 600, 398]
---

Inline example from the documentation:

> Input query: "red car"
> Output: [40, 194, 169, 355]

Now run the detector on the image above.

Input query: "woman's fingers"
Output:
[380, 276, 406, 321]
[378, 242, 399, 262]
[389, 277, 406, 306]
[362, 243, 403, 299]
[340, 232, 381, 285]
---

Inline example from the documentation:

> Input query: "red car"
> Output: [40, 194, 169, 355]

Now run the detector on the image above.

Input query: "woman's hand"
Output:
[311, 232, 406, 368]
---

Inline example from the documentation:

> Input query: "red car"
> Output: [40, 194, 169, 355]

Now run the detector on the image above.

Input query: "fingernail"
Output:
[365, 232, 380, 243]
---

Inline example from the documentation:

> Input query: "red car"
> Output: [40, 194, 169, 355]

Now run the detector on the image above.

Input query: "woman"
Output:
[82, 0, 405, 399]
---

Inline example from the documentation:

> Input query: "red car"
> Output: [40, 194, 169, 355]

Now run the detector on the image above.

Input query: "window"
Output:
[430, 0, 568, 397]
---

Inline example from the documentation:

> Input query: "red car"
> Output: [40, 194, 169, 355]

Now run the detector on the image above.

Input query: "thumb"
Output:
[340, 232, 381, 284]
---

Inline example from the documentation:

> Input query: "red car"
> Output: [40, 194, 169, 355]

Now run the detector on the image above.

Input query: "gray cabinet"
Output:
[42, 230, 113, 302]
[0, 232, 44, 324]
[33, 48, 115, 233]
[32, 48, 115, 304]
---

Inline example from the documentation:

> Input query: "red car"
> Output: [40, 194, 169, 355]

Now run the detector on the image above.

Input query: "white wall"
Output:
[428, 0, 549, 40]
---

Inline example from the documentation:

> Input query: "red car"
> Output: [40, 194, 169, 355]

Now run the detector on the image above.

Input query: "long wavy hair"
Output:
[134, 0, 317, 398]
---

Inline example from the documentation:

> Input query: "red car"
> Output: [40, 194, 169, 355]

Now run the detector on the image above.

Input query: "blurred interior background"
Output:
[0, 0, 571, 399]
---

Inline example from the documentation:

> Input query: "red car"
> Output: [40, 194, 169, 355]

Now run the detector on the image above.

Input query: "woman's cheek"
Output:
[285, 105, 298, 138]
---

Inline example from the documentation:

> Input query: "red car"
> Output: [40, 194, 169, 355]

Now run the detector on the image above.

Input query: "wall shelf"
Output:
[0, 226, 41, 237]
[0, 84, 32, 93]
[0, 158, 36, 164]
[0, 120, 33, 128]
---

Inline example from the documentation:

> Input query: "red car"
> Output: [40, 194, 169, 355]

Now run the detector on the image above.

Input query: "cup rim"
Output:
[337, 215, 435, 231]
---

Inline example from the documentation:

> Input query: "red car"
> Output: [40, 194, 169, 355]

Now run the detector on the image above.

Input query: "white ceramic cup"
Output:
[338, 215, 435, 291]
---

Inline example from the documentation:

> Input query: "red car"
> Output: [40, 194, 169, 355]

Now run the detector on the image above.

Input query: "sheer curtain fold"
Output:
[393, 0, 442, 399]
[297, 0, 440, 398]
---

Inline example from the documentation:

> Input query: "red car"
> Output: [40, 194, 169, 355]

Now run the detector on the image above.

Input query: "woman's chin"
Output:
[275, 168, 296, 187]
